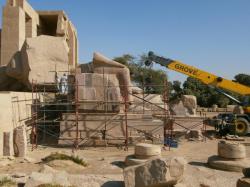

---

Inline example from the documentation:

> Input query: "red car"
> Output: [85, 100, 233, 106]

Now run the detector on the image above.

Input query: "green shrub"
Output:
[0, 177, 16, 187]
[37, 184, 76, 187]
[42, 152, 87, 167]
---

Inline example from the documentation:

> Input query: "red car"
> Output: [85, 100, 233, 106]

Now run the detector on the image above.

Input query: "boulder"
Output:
[123, 157, 186, 187]
[237, 178, 250, 187]
[135, 143, 161, 159]
[6, 35, 70, 87]
[13, 126, 27, 157]
[218, 141, 246, 159]
[3, 131, 13, 156]
[124, 158, 168, 187]
[166, 157, 187, 182]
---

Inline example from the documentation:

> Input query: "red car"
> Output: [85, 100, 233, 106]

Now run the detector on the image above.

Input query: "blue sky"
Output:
[0, 0, 250, 82]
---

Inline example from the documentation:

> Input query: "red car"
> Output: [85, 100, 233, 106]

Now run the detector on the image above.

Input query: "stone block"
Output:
[5, 35, 69, 87]
[218, 141, 246, 159]
[134, 143, 161, 159]
[13, 126, 27, 157]
[123, 157, 186, 187]
[76, 73, 120, 112]
[3, 132, 13, 156]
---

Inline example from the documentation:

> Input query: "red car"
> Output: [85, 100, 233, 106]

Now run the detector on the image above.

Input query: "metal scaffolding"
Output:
[29, 70, 207, 152]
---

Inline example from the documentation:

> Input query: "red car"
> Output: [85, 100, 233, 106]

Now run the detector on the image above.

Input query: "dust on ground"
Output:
[0, 137, 250, 187]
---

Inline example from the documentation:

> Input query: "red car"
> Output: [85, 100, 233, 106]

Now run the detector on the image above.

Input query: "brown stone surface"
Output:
[1, 5, 25, 66]
[76, 73, 121, 112]
[0, 1, 78, 90]
[13, 126, 27, 157]
[7, 35, 69, 86]
[123, 157, 186, 187]
[0, 92, 34, 156]
[123, 158, 168, 187]
[3, 132, 13, 156]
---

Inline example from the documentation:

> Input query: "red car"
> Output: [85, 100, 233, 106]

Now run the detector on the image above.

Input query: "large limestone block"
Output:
[124, 159, 167, 187]
[135, 143, 161, 159]
[13, 126, 27, 157]
[6, 35, 69, 86]
[76, 73, 121, 112]
[218, 141, 246, 159]
[123, 157, 186, 187]
[3, 132, 13, 156]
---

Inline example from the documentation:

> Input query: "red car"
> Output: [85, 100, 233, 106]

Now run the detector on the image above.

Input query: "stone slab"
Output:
[13, 126, 27, 157]
[3, 132, 13, 156]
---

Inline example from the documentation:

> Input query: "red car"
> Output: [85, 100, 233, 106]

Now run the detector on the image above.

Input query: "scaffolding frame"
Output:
[30, 70, 207, 152]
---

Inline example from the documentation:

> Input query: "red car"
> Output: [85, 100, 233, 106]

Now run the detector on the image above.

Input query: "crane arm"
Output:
[145, 51, 250, 96]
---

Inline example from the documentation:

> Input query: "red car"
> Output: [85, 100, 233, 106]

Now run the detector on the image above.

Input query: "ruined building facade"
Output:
[0, 0, 78, 90]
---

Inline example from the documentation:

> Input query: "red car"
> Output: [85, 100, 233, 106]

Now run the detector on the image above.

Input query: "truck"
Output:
[145, 51, 250, 136]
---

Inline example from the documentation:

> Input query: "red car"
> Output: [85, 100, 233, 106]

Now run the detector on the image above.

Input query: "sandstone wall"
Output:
[0, 92, 36, 156]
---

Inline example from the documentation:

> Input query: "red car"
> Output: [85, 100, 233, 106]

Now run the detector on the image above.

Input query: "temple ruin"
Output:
[0, 0, 201, 157]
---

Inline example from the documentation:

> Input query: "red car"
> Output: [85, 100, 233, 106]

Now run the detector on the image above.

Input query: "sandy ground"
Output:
[0, 138, 250, 187]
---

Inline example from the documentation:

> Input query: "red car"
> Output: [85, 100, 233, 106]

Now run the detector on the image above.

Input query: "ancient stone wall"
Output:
[0, 0, 78, 90]
[0, 91, 40, 156]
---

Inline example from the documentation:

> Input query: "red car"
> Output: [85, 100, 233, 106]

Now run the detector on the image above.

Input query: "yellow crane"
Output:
[145, 51, 250, 135]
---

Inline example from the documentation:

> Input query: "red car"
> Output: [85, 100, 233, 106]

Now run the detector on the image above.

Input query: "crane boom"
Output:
[146, 51, 250, 96]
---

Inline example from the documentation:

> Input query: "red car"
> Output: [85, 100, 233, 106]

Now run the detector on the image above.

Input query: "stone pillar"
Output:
[67, 21, 78, 68]
[1, 5, 25, 66]
[3, 131, 13, 156]
[13, 126, 27, 157]
[25, 17, 37, 38]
